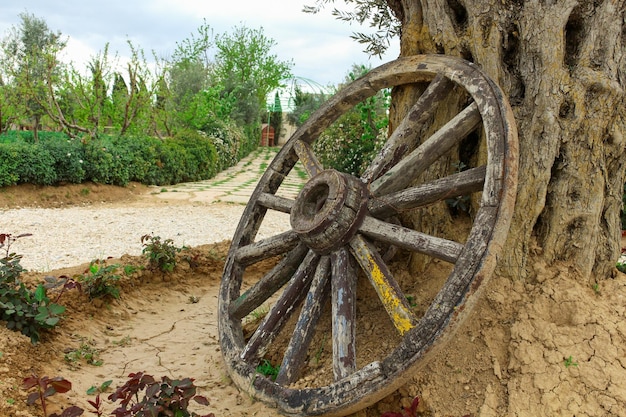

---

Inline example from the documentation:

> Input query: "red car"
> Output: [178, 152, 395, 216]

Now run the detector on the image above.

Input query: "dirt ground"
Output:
[1, 183, 625, 417]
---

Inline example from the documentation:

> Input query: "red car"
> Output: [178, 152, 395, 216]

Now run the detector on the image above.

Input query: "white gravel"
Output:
[1, 203, 292, 272]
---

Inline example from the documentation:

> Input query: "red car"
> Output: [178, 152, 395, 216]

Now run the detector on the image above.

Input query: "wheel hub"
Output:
[290, 169, 368, 254]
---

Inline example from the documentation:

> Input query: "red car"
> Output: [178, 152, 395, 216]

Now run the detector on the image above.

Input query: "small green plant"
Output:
[592, 282, 601, 294]
[405, 295, 417, 307]
[445, 162, 472, 214]
[123, 264, 139, 275]
[78, 260, 122, 300]
[112, 335, 132, 347]
[141, 234, 184, 272]
[246, 304, 269, 323]
[313, 334, 327, 365]
[64, 342, 103, 368]
[1, 233, 73, 343]
[108, 371, 214, 417]
[616, 262, 626, 274]
[22, 374, 83, 417]
[256, 359, 280, 380]
[86, 380, 112, 395]
[564, 355, 578, 368]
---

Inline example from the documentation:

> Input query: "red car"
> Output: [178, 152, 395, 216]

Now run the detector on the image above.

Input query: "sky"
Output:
[0, 0, 400, 89]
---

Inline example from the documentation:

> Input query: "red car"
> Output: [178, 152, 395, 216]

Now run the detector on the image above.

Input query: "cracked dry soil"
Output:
[1, 183, 625, 417]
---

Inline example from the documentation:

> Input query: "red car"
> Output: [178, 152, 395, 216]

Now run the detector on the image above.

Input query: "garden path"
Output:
[148, 146, 306, 204]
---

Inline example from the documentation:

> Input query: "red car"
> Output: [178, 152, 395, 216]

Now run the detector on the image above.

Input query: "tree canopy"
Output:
[0, 16, 293, 145]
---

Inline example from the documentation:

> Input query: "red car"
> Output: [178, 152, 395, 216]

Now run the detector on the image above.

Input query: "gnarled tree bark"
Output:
[391, 0, 626, 281]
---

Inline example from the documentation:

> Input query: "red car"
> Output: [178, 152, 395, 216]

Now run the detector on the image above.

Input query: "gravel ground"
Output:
[2, 203, 292, 271]
[2, 147, 301, 272]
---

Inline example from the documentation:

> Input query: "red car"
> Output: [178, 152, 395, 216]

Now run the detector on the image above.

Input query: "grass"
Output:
[64, 342, 103, 368]
[564, 355, 578, 368]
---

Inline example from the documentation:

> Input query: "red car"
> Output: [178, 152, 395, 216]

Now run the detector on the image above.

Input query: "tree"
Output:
[307, 0, 626, 282]
[166, 20, 213, 132]
[0, 12, 67, 141]
[0, 74, 19, 133]
[47, 46, 114, 138]
[107, 41, 154, 136]
[287, 85, 326, 128]
[213, 25, 293, 126]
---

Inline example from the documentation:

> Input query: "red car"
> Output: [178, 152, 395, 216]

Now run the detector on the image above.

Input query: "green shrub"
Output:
[83, 139, 131, 186]
[0, 144, 20, 186]
[0, 234, 66, 344]
[13, 143, 57, 185]
[172, 130, 218, 181]
[42, 139, 86, 184]
[141, 234, 183, 273]
[116, 136, 161, 184]
[77, 260, 122, 300]
[0, 127, 253, 187]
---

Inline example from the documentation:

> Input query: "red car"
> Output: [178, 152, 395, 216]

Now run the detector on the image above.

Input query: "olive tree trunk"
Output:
[390, 0, 626, 281]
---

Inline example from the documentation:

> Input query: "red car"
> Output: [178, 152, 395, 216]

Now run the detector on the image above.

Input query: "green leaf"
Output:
[45, 317, 60, 326]
[48, 303, 66, 315]
[34, 285, 47, 303]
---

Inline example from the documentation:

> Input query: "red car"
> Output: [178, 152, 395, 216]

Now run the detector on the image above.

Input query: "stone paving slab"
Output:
[147, 146, 307, 205]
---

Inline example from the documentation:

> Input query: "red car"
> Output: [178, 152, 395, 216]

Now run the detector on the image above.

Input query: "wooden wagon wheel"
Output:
[218, 55, 518, 416]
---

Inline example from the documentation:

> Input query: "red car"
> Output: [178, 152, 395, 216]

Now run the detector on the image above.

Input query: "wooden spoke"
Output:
[229, 243, 309, 320]
[294, 139, 324, 177]
[362, 74, 454, 183]
[257, 192, 294, 214]
[368, 166, 486, 217]
[241, 250, 320, 363]
[275, 256, 331, 385]
[349, 235, 417, 335]
[370, 102, 482, 196]
[234, 230, 300, 266]
[359, 216, 463, 263]
[331, 248, 357, 380]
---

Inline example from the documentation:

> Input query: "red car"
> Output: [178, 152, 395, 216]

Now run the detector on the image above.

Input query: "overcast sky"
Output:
[0, 1, 400, 88]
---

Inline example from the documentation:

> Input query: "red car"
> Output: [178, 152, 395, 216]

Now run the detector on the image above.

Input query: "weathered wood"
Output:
[241, 250, 320, 363]
[218, 54, 518, 417]
[362, 73, 454, 183]
[234, 230, 300, 266]
[257, 192, 294, 214]
[359, 216, 464, 263]
[293, 139, 324, 177]
[370, 102, 481, 196]
[229, 243, 309, 320]
[349, 234, 418, 335]
[331, 247, 358, 380]
[368, 166, 486, 217]
[291, 170, 367, 254]
[275, 256, 331, 385]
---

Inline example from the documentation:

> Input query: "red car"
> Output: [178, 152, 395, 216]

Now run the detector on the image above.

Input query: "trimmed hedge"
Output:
[0, 128, 250, 187]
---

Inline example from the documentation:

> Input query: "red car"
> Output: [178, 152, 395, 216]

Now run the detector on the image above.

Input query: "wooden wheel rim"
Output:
[218, 55, 518, 416]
